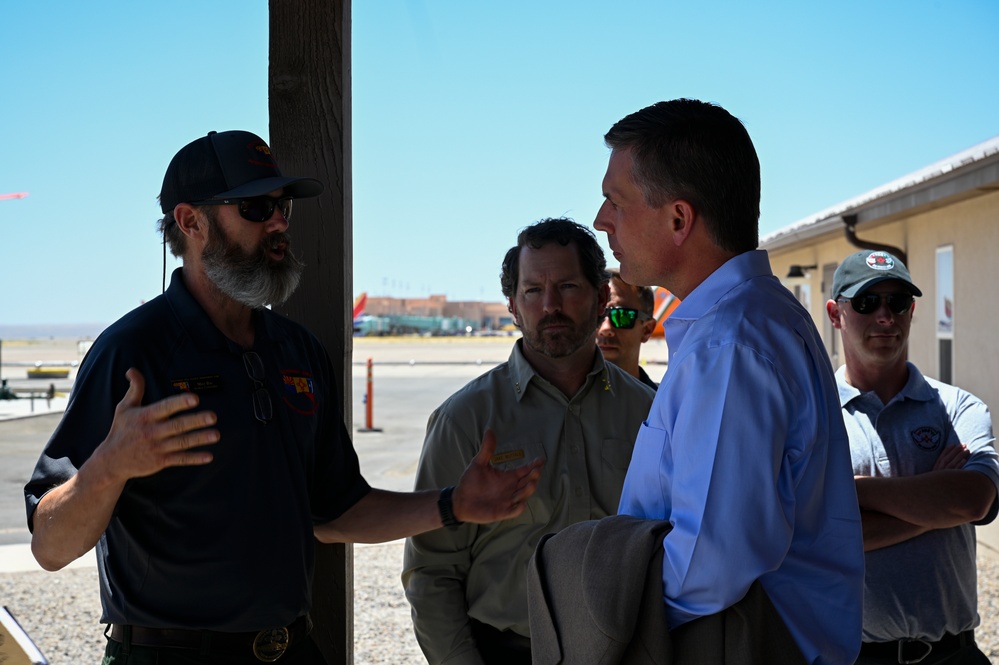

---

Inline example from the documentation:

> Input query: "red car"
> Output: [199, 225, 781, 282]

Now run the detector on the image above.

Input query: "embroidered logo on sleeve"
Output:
[280, 370, 318, 415]
[172, 375, 224, 392]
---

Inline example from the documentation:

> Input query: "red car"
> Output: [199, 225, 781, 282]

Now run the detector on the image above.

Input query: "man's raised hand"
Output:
[95, 368, 219, 483]
[451, 429, 544, 524]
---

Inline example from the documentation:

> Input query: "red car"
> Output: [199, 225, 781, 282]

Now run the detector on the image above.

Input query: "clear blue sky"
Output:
[2, 1, 997, 327]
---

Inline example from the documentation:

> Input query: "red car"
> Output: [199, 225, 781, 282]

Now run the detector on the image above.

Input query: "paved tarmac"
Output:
[1, 335, 996, 571]
[2, 336, 999, 663]
[2, 337, 647, 571]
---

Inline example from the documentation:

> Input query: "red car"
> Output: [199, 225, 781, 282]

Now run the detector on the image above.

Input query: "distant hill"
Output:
[0, 323, 108, 340]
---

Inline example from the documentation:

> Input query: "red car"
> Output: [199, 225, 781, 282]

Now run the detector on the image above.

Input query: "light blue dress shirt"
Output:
[618, 250, 864, 665]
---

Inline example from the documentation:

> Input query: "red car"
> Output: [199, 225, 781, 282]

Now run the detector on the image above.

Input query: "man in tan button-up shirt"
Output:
[403, 218, 655, 665]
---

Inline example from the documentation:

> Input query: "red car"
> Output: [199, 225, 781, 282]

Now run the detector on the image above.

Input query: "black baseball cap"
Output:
[159, 130, 324, 214]
[831, 250, 923, 299]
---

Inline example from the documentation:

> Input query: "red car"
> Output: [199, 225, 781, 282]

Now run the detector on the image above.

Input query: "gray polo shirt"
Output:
[837, 363, 999, 642]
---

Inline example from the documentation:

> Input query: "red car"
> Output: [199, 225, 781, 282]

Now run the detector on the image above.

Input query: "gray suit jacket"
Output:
[527, 515, 806, 665]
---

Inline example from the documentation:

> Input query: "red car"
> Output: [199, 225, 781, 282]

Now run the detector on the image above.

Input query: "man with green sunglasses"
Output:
[596, 269, 659, 389]
[827, 250, 998, 664]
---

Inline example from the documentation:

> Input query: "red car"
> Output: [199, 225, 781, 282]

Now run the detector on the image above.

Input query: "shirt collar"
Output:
[671, 249, 774, 320]
[835, 361, 933, 407]
[164, 268, 227, 352]
[506, 338, 614, 402]
[835, 364, 861, 407]
[164, 267, 287, 353]
[898, 362, 934, 402]
[665, 250, 773, 355]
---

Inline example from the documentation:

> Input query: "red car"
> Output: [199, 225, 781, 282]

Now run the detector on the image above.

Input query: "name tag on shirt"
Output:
[172, 375, 224, 393]
[491, 449, 525, 465]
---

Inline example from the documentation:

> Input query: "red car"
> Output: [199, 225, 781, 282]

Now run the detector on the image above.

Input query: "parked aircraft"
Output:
[649, 286, 680, 339]
[352, 292, 367, 331]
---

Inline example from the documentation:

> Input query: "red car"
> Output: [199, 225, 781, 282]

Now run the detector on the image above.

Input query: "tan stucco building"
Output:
[762, 135, 999, 411]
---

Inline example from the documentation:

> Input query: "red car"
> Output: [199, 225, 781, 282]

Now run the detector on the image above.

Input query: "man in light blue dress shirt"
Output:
[593, 99, 865, 665]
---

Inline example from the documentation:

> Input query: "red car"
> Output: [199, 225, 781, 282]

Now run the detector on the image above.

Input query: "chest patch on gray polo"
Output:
[910, 426, 942, 450]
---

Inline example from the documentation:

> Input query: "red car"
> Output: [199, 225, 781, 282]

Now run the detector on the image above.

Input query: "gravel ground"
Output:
[2, 541, 997, 664]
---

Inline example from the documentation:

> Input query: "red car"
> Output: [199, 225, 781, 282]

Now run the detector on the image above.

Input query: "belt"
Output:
[108, 615, 311, 663]
[859, 630, 975, 664]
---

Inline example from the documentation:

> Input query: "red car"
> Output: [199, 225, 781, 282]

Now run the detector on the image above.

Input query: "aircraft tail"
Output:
[352, 292, 368, 323]
[650, 287, 680, 338]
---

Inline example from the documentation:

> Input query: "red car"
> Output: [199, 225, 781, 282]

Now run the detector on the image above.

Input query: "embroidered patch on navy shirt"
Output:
[281, 370, 318, 415]
[172, 375, 224, 393]
[911, 426, 942, 450]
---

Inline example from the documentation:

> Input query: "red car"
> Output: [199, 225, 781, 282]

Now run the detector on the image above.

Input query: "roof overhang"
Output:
[761, 136, 999, 252]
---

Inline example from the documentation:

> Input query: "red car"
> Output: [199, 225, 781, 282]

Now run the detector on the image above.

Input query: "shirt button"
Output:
[574, 487, 583, 497]
[571, 446, 579, 454]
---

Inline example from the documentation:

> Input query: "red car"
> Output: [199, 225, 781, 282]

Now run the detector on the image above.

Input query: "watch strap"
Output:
[438, 486, 463, 530]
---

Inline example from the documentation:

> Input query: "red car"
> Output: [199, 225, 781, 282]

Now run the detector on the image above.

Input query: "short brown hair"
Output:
[500, 217, 609, 299]
[605, 99, 760, 253]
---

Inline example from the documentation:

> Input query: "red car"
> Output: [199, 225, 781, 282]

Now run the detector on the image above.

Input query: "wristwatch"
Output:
[437, 486, 463, 530]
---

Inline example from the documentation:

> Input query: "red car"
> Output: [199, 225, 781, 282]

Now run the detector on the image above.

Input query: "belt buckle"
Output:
[252, 626, 290, 662]
[898, 638, 932, 664]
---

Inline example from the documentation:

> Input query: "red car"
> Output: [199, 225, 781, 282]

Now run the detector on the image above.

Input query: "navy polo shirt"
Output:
[25, 268, 371, 631]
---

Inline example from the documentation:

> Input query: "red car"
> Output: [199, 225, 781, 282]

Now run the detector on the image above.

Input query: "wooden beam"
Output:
[269, 0, 354, 662]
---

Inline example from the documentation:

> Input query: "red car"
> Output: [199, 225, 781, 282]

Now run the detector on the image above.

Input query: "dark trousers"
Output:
[855, 647, 990, 665]
[470, 619, 532, 665]
[102, 631, 328, 665]
[855, 632, 991, 665]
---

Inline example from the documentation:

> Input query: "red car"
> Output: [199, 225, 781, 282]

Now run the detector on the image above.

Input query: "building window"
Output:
[936, 246, 954, 384]
[822, 262, 839, 367]
[792, 283, 811, 312]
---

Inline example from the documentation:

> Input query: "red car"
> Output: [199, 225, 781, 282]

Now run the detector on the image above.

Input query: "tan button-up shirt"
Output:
[403, 341, 655, 664]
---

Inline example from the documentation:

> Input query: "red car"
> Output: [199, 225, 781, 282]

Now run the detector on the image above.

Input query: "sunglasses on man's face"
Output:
[838, 292, 914, 316]
[600, 306, 650, 329]
[190, 195, 294, 223]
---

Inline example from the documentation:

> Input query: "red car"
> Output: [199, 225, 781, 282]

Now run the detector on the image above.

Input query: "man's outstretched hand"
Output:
[451, 429, 544, 524]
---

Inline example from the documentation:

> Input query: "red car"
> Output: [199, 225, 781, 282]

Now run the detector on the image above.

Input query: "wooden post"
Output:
[269, 0, 353, 663]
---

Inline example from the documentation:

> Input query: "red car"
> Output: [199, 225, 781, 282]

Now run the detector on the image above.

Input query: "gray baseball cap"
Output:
[831, 250, 922, 299]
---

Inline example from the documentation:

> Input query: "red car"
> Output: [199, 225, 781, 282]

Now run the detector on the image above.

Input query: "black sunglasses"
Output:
[600, 306, 650, 329]
[190, 195, 294, 223]
[839, 292, 914, 316]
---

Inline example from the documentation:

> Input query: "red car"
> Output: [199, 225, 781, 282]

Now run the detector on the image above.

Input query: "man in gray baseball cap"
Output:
[831, 249, 923, 301]
[826, 250, 998, 664]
